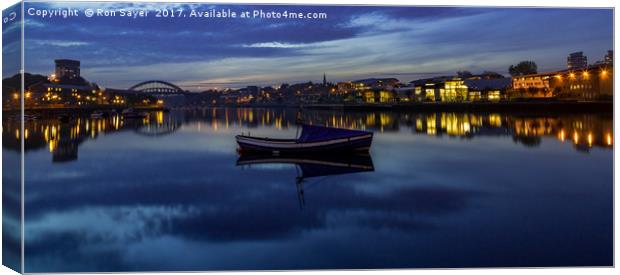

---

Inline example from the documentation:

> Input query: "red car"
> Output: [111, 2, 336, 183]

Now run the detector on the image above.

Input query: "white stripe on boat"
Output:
[236, 134, 372, 149]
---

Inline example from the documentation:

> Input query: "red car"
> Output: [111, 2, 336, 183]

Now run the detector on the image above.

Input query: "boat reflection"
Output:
[237, 153, 375, 209]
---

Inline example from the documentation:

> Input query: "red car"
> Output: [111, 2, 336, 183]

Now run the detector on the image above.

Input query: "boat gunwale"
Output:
[235, 135, 298, 143]
[236, 133, 373, 148]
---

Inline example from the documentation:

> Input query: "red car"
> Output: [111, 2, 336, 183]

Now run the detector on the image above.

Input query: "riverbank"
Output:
[3, 100, 613, 115]
[302, 100, 613, 113]
[2, 105, 166, 115]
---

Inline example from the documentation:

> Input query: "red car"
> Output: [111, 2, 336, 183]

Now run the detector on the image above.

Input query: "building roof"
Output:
[464, 78, 512, 90]
[409, 76, 455, 85]
[35, 83, 95, 90]
[352, 78, 400, 86]
[54, 59, 80, 65]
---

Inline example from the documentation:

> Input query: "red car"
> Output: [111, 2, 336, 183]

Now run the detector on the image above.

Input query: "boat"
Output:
[121, 108, 147, 119]
[90, 111, 104, 119]
[236, 124, 373, 154]
[57, 114, 72, 123]
[23, 114, 39, 121]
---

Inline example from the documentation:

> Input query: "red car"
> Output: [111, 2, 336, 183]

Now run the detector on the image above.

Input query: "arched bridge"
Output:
[129, 80, 186, 95]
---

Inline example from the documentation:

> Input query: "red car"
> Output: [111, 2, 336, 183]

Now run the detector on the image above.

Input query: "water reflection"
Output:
[3, 111, 181, 162]
[237, 153, 375, 209]
[2, 108, 613, 163]
[13, 107, 612, 271]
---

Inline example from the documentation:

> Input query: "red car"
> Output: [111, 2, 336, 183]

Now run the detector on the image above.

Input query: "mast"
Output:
[295, 165, 306, 209]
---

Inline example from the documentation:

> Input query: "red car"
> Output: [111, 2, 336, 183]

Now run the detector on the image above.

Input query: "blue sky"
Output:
[8, 2, 614, 90]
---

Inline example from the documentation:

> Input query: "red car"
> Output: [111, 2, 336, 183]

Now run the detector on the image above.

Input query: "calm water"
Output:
[3, 107, 613, 272]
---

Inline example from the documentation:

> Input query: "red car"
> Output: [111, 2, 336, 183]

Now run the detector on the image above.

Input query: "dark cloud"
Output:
[19, 3, 613, 89]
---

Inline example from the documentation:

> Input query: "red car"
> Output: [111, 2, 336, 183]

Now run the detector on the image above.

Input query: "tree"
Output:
[481, 71, 504, 79]
[508, 61, 538, 76]
[457, 70, 473, 79]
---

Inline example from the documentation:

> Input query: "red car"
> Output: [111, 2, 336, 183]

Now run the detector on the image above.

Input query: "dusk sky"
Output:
[7, 2, 614, 90]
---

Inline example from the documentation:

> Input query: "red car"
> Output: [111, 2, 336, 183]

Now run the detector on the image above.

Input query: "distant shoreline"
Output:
[213, 100, 614, 113]
[2, 105, 165, 114]
[2, 100, 613, 114]
[303, 101, 613, 113]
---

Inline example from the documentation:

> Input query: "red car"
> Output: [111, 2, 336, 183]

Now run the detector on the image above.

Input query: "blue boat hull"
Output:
[236, 134, 373, 154]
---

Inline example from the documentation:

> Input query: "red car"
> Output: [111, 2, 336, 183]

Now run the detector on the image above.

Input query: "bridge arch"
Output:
[129, 80, 185, 95]
[134, 121, 181, 137]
